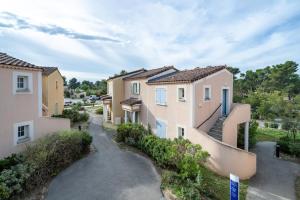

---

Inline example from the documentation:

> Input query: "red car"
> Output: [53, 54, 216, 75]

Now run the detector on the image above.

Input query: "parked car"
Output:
[64, 100, 72, 106]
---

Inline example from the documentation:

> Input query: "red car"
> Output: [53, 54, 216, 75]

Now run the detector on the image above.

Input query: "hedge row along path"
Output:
[247, 142, 300, 200]
[46, 114, 163, 200]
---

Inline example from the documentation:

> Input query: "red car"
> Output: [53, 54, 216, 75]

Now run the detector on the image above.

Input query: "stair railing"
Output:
[196, 103, 222, 129]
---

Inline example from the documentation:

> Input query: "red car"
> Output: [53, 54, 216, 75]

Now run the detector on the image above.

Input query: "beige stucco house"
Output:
[0, 52, 70, 158]
[102, 65, 256, 179]
[42, 67, 64, 116]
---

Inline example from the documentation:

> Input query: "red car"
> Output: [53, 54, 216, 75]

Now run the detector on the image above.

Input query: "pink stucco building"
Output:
[0, 53, 70, 158]
[102, 65, 256, 179]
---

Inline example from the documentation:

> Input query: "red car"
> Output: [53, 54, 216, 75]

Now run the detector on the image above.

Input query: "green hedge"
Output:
[53, 108, 89, 123]
[96, 107, 103, 115]
[116, 123, 214, 199]
[277, 136, 300, 157]
[0, 130, 92, 200]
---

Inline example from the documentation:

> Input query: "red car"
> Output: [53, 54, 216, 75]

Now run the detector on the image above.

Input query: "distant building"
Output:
[42, 67, 64, 116]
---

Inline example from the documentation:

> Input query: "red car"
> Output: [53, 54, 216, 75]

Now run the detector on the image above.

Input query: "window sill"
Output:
[204, 98, 211, 102]
[178, 99, 186, 102]
[16, 89, 31, 94]
[17, 137, 30, 144]
[156, 103, 167, 107]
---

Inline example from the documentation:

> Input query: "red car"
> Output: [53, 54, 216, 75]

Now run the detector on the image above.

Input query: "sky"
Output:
[0, 0, 300, 82]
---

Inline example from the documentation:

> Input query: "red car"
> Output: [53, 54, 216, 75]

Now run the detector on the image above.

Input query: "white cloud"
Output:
[61, 70, 109, 82]
[0, 0, 300, 80]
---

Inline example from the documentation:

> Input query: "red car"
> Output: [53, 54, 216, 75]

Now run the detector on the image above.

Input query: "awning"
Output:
[100, 95, 112, 104]
[120, 98, 142, 112]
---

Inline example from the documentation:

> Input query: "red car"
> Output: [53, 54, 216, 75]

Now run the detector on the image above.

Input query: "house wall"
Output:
[193, 69, 233, 130]
[42, 70, 64, 116]
[187, 128, 256, 179]
[0, 67, 70, 158]
[223, 103, 251, 147]
[124, 79, 192, 138]
[112, 78, 125, 123]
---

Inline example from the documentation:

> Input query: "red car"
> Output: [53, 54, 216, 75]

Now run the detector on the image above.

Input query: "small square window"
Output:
[178, 88, 185, 101]
[204, 87, 211, 100]
[17, 125, 29, 140]
[178, 127, 185, 138]
[17, 76, 28, 91]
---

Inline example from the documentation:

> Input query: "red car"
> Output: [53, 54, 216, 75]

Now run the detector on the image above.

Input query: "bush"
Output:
[237, 121, 258, 149]
[116, 123, 148, 145]
[264, 122, 269, 128]
[277, 136, 300, 157]
[0, 154, 24, 172]
[0, 130, 92, 200]
[270, 123, 279, 129]
[54, 108, 89, 123]
[96, 107, 103, 115]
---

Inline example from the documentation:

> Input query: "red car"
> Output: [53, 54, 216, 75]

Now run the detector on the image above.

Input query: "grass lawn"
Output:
[256, 128, 300, 142]
[200, 166, 248, 200]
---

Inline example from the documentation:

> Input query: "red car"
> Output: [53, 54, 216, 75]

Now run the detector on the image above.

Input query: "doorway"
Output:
[222, 88, 229, 116]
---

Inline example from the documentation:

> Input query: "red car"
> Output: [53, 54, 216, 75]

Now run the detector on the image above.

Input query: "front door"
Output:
[222, 89, 228, 116]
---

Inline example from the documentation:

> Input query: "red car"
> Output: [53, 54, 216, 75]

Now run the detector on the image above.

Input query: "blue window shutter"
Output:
[161, 121, 166, 138]
[161, 89, 166, 105]
[156, 120, 161, 137]
[156, 88, 161, 104]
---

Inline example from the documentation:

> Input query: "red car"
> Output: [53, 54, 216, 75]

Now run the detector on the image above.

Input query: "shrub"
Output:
[116, 123, 147, 145]
[96, 107, 103, 115]
[237, 121, 258, 149]
[0, 154, 24, 172]
[0, 130, 93, 200]
[54, 108, 89, 123]
[264, 122, 269, 128]
[270, 123, 279, 129]
[277, 136, 300, 157]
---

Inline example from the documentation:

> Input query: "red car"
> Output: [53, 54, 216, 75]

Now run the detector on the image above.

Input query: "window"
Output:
[13, 72, 32, 94]
[204, 86, 211, 101]
[14, 121, 33, 145]
[177, 126, 185, 138]
[178, 88, 185, 101]
[17, 76, 28, 90]
[155, 88, 167, 105]
[56, 81, 58, 89]
[132, 82, 140, 95]
[17, 125, 29, 141]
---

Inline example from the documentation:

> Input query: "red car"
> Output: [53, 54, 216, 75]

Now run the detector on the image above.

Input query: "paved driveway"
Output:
[247, 142, 300, 200]
[46, 115, 163, 200]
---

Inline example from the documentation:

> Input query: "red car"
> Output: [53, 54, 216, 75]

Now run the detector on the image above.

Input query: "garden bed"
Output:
[0, 130, 93, 200]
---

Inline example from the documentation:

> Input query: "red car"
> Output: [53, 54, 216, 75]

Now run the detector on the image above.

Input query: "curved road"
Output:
[46, 115, 163, 200]
[247, 142, 300, 200]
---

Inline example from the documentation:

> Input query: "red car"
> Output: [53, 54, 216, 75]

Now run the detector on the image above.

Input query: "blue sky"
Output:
[0, 0, 300, 81]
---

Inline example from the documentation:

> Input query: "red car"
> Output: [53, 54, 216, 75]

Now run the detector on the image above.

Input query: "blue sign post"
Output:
[230, 174, 239, 200]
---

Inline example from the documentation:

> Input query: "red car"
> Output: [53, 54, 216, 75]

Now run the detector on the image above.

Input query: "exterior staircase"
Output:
[208, 117, 226, 141]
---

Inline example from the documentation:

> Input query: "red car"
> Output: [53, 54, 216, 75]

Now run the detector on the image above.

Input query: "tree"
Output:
[227, 66, 240, 80]
[68, 78, 80, 89]
[62, 76, 67, 86]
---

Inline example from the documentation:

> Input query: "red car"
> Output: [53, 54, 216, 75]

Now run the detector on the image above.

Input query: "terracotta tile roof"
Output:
[0, 52, 41, 70]
[42, 67, 58, 76]
[123, 66, 177, 80]
[148, 65, 227, 84]
[120, 98, 142, 106]
[107, 68, 146, 81]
